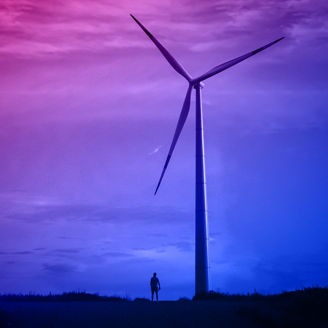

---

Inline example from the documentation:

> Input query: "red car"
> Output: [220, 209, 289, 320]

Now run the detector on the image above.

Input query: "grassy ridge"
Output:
[194, 286, 328, 301]
[0, 288, 327, 328]
[0, 291, 128, 302]
[1, 286, 328, 302]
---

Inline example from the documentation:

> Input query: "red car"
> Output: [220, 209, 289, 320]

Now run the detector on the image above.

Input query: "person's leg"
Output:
[156, 288, 158, 302]
[151, 288, 154, 301]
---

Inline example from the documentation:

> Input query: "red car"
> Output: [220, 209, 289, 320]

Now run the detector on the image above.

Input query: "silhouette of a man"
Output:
[150, 272, 160, 301]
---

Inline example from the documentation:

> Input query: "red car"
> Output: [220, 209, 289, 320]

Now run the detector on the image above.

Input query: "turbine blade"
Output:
[155, 85, 193, 195]
[195, 37, 285, 83]
[130, 14, 192, 82]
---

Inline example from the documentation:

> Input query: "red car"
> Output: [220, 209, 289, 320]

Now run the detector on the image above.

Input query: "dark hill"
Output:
[0, 287, 327, 328]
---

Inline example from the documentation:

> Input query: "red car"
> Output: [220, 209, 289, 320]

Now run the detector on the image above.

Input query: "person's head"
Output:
[153, 272, 157, 277]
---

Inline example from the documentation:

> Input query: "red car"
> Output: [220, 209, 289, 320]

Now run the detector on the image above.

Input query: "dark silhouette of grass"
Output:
[0, 291, 128, 302]
[194, 287, 328, 328]
[2, 286, 326, 303]
[0, 287, 328, 327]
[193, 286, 328, 301]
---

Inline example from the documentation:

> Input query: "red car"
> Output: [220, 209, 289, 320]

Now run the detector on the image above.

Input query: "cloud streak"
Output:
[1, 0, 327, 59]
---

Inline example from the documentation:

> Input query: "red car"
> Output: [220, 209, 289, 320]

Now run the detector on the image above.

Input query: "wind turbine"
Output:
[131, 14, 284, 295]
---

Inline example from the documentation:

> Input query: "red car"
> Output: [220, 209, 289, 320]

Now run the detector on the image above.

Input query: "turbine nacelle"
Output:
[191, 81, 205, 89]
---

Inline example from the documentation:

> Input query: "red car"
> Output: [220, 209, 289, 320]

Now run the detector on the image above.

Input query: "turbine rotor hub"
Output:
[193, 81, 205, 89]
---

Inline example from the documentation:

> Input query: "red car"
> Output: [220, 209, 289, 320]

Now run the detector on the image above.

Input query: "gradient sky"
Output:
[1, 0, 328, 300]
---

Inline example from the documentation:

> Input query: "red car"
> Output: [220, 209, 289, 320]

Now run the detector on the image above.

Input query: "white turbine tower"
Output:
[131, 14, 284, 296]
